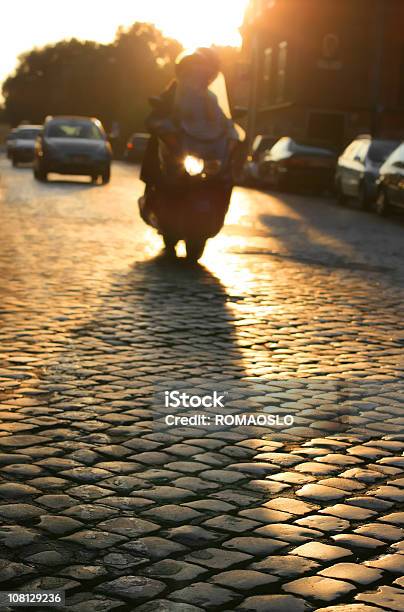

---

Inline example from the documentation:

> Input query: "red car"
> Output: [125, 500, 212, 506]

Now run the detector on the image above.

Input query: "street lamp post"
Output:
[246, 32, 260, 151]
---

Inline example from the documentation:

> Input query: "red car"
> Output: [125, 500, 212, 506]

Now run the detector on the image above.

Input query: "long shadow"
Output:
[256, 191, 403, 272]
[74, 254, 245, 393]
[68, 253, 361, 441]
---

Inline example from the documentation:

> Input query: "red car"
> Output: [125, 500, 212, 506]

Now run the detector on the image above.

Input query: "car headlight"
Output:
[184, 155, 204, 176]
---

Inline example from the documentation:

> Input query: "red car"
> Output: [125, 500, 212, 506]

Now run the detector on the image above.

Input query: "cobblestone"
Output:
[320, 504, 377, 520]
[283, 575, 356, 602]
[169, 582, 239, 607]
[297, 483, 347, 501]
[332, 533, 386, 550]
[318, 563, 383, 585]
[250, 555, 320, 578]
[0, 559, 35, 582]
[295, 514, 350, 532]
[210, 568, 278, 590]
[316, 606, 385, 612]
[255, 523, 323, 543]
[354, 522, 404, 542]
[264, 498, 319, 515]
[38, 515, 83, 534]
[62, 529, 128, 549]
[355, 586, 404, 611]
[95, 575, 166, 600]
[224, 535, 288, 555]
[97, 517, 159, 537]
[184, 547, 252, 569]
[0, 161, 403, 609]
[237, 594, 313, 611]
[365, 553, 404, 573]
[136, 601, 203, 612]
[292, 542, 352, 562]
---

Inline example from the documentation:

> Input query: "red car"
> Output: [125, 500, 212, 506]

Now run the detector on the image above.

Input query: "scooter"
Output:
[139, 73, 243, 262]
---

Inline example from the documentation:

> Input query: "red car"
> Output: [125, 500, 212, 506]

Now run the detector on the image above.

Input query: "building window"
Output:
[263, 47, 273, 103]
[276, 41, 288, 103]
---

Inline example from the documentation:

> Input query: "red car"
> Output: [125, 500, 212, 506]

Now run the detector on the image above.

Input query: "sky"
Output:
[0, 0, 249, 93]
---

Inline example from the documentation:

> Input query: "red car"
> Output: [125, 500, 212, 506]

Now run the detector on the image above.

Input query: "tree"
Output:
[2, 23, 182, 138]
[2, 27, 244, 142]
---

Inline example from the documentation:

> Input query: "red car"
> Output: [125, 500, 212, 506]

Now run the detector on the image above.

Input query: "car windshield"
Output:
[18, 129, 41, 140]
[47, 121, 103, 140]
[368, 140, 400, 163]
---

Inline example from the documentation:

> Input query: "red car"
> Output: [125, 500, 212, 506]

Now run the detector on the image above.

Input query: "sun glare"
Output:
[137, 0, 250, 48]
[1, 0, 249, 93]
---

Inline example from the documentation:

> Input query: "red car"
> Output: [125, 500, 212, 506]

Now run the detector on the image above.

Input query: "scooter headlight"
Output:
[184, 155, 204, 176]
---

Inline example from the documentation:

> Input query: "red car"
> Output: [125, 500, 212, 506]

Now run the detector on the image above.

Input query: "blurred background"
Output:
[1, 0, 404, 210]
[0, 0, 247, 156]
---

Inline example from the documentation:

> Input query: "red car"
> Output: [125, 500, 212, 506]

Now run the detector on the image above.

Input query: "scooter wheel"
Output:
[186, 239, 206, 262]
[162, 235, 178, 257]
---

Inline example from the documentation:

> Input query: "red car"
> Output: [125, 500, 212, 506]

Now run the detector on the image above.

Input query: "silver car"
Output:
[335, 136, 400, 208]
[10, 125, 42, 166]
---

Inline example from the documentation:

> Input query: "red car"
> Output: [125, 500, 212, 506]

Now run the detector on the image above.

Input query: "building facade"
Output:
[241, 0, 404, 150]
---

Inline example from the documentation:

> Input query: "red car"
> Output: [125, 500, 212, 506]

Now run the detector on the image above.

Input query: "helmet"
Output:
[175, 47, 220, 84]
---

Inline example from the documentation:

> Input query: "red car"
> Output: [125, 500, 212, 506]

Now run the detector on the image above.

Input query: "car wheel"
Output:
[101, 166, 111, 185]
[336, 180, 347, 206]
[374, 188, 389, 216]
[34, 163, 48, 182]
[162, 235, 178, 257]
[358, 182, 370, 210]
[12, 157, 18, 167]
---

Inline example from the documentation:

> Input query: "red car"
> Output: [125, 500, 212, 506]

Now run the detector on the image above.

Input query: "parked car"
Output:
[33, 115, 112, 183]
[242, 134, 278, 184]
[375, 142, 404, 215]
[335, 135, 400, 208]
[10, 125, 42, 166]
[258, 137, 336, 192]
[6, 128, 19, 159]
[124, 132, 150, 163]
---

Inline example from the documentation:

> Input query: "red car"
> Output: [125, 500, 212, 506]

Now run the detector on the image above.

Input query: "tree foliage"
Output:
[2, 24, 241, 139]
[2, 23, 182, 136]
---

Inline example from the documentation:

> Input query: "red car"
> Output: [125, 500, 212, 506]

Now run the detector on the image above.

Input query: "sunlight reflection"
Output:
[202, 247, 254, 290]
[226, 188, 256, 224]
[142, 227, 164, 258]
[201, 188, 256, 286]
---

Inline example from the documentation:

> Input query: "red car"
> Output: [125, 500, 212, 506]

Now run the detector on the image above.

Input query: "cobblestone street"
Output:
[0, 157, 403, 611]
